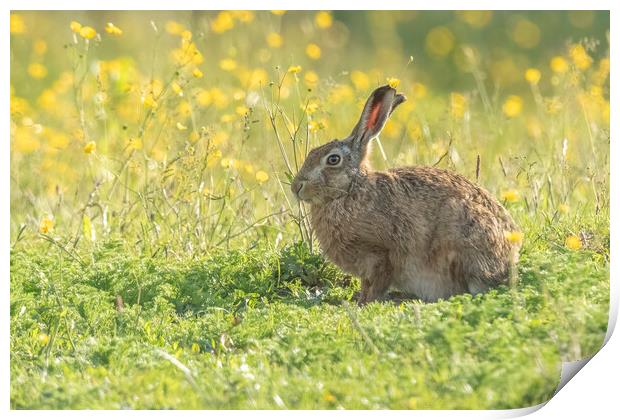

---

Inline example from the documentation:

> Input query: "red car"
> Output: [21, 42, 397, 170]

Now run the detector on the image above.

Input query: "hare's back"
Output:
[387, 166, 517, 231]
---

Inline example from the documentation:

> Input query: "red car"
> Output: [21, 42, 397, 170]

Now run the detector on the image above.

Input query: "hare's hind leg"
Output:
[358, 276, 391, 304]
[358, 277, 392, 305]
[357, 253, 393, 305]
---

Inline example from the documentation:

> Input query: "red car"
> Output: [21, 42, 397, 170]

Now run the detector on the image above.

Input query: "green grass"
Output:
[10, 237, 609, 409]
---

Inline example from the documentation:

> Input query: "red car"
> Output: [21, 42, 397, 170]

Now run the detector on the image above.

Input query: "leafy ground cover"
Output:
[10, 238, 608, 409]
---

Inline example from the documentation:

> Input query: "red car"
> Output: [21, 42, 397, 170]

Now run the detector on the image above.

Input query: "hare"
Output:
[291, 85, 520, 304]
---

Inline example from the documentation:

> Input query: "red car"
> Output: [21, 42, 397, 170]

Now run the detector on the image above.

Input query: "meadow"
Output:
[10, 10, 610, 409]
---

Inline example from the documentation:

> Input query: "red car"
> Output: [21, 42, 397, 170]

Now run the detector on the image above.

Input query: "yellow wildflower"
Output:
[501, 190, 519, 203]
[558, 204, 570, 214]
[504, 231, 524, 244]
[37, 90, 56, 111]
[569, 44, 592, 70]
[191, 343, 200, 353]
[304, 71, 319, 86]
[196, 90, 212, 107]
[165, 21, 185, 35]
[315, 11, 333, 29]
[590, 85, 603, 98]
[502, 95, 523, 118]
[39, 216, 54, 234]
[593, 58, 610, 85]
[308, 120, 326, 132]
[83, 141, 96, 154]
[33, 39, 47, 55]
[13, 127, 40, 153]
[305, 101, 320, 115]
[412, 83, 427, 99]
[255, 170, 269, 183]
[221, 158, 237, 169]
[233, 11, 255, 23]
[328, 84, 354, 104]
[565, 235, 582, 250]
[207, 149, 223, 167]
[386, 77, 400, 88]
[305, 43, 322, 60]
[244, 68, 269, 89]
[524, 68, 541, 85]
[450, 92, 466, 118]
[27, 63, 47, 79]
[233, 89, 246, 101]
[350, 70, 370, 91]
[128, 138, 142, 150]
[143, 94, 157, 109]
[219, 58, 238, 71]
[244, 163, 256, 175]
[38, 333, 50, 345]
[288, 65, 302, 74]
[212, 131, 229, 146]
[10, 96, 29, 116]
[211, 11, 235, 34]
[271, 10, 287, 16]
[550, 56, 568, 74]
[192, 68, 203, 78]
[79, 26, 97, 39]
[176, 122, 188, 131]
[171, 82, 183, 96]
[189, 43, 204, 64]
[210, 87, 230, 108]
[220, 114, 234, 123]
[70, 21, 82, 33]
[266, 32, 283, 48]
[324, 393, 336, 402]
[181, 30, 192, 42]
[105, 22, 123, 36]
[48, 131, 69, 149]
[10, 14, 26, 34]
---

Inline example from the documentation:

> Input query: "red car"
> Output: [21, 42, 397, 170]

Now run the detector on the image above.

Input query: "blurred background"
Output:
[10, 11, 610, 253]
[11, 11, 610, 92]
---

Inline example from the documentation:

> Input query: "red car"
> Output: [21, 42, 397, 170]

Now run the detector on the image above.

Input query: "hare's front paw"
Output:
[355, 288, 369, 306]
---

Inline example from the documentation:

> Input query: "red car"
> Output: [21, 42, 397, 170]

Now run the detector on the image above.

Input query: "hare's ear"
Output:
[349, 85, 406, 153]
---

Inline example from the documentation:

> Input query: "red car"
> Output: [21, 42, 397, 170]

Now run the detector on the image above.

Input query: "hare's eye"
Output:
[326, 154, 341, 166]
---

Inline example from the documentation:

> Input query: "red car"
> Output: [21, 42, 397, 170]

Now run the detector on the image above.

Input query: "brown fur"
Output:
[291, 85, 520, 303]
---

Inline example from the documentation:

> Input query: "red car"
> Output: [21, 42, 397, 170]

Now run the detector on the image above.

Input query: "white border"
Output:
[3, 2, 617, 419]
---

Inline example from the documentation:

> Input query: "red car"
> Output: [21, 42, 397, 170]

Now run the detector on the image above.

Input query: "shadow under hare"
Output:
[291, 85, 520, 304]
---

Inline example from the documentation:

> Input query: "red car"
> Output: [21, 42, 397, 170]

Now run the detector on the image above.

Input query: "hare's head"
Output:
[291, 85, 406, 204]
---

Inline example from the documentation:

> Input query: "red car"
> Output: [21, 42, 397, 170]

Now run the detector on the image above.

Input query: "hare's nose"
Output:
[292, 180, 305, 197]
